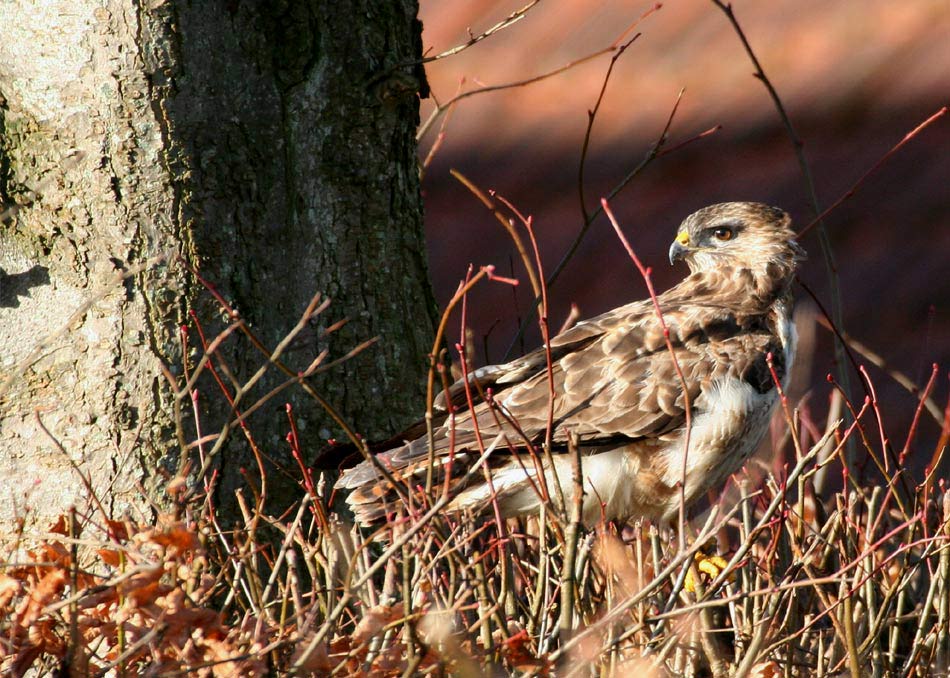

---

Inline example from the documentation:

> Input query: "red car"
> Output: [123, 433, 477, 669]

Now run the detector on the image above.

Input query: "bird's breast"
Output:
[656, 307, 797, 518]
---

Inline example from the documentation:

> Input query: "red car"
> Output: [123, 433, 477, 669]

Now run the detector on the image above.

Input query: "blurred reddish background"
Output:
[417, 0, 950, 470]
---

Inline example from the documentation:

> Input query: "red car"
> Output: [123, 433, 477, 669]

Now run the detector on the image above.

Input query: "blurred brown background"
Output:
[417, 1, 950, 466]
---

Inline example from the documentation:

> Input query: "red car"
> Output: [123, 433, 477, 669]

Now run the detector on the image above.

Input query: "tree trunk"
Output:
[0, 1, 435, 529]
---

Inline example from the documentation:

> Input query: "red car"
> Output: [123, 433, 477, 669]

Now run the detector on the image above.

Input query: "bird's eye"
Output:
[712, 226, 734, 241]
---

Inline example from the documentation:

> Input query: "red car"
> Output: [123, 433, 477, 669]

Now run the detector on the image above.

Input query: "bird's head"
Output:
[668, 202, 806, 281]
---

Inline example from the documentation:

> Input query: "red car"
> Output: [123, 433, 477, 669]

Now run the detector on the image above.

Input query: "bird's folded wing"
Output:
[337, 300, 739, 491]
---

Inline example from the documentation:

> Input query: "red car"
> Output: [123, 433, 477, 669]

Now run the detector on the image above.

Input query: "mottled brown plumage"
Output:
[336, 202, 805, 527]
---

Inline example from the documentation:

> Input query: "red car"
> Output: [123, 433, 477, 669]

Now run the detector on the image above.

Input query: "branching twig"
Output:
[421, 0, 543, 64]
[709, 0, 855, 466]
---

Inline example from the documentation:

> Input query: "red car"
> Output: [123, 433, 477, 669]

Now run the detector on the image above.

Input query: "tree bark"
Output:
[0, 0, 435, 529]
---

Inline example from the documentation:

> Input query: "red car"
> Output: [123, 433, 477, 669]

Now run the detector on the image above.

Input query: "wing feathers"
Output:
[337, 278, 792, 525]
[341, 303, 748, 479]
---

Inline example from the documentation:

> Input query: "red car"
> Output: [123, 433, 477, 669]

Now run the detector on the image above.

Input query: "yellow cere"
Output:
[676, 231, 690, 246]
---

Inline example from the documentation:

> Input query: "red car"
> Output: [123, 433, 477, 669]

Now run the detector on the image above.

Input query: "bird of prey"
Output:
[335, 202, 805, 527]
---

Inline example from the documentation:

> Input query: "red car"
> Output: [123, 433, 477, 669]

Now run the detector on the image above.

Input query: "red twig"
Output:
[923, 374, 950, 507]
[424, 264, 498, 492]
[522, 212, 566, 513]
[453, 263, 507, 532]
[494, 192, 567, 512]
[600, 198, 693, 549]
[900, 363, 939, 466]
[286, 404, 321, 519]
[655, 125, 722, 158]
[858, 365, 890, 473]
[798, 106, 949, 237]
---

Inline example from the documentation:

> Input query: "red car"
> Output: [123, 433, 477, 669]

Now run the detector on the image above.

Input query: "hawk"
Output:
[335, 202, 804, 527]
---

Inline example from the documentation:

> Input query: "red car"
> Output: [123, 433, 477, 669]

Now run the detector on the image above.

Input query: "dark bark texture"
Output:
[0, 1, 435, 529]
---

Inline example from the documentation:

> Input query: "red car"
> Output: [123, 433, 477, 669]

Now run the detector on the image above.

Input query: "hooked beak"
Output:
[668, 231, 690, 265]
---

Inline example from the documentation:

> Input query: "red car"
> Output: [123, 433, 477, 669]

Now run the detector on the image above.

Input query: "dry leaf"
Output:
[146, 522, 200, 553]
[352, 604, 401, 645]
[97, 548, 123, 567]
[503, 629, 550, 676]
[16, 570, 66, 628]
[290, 632, 333, 674]
[104, 519, 132, 541]
[0, 574, 21, 610]
[749, 660, 781, 678]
